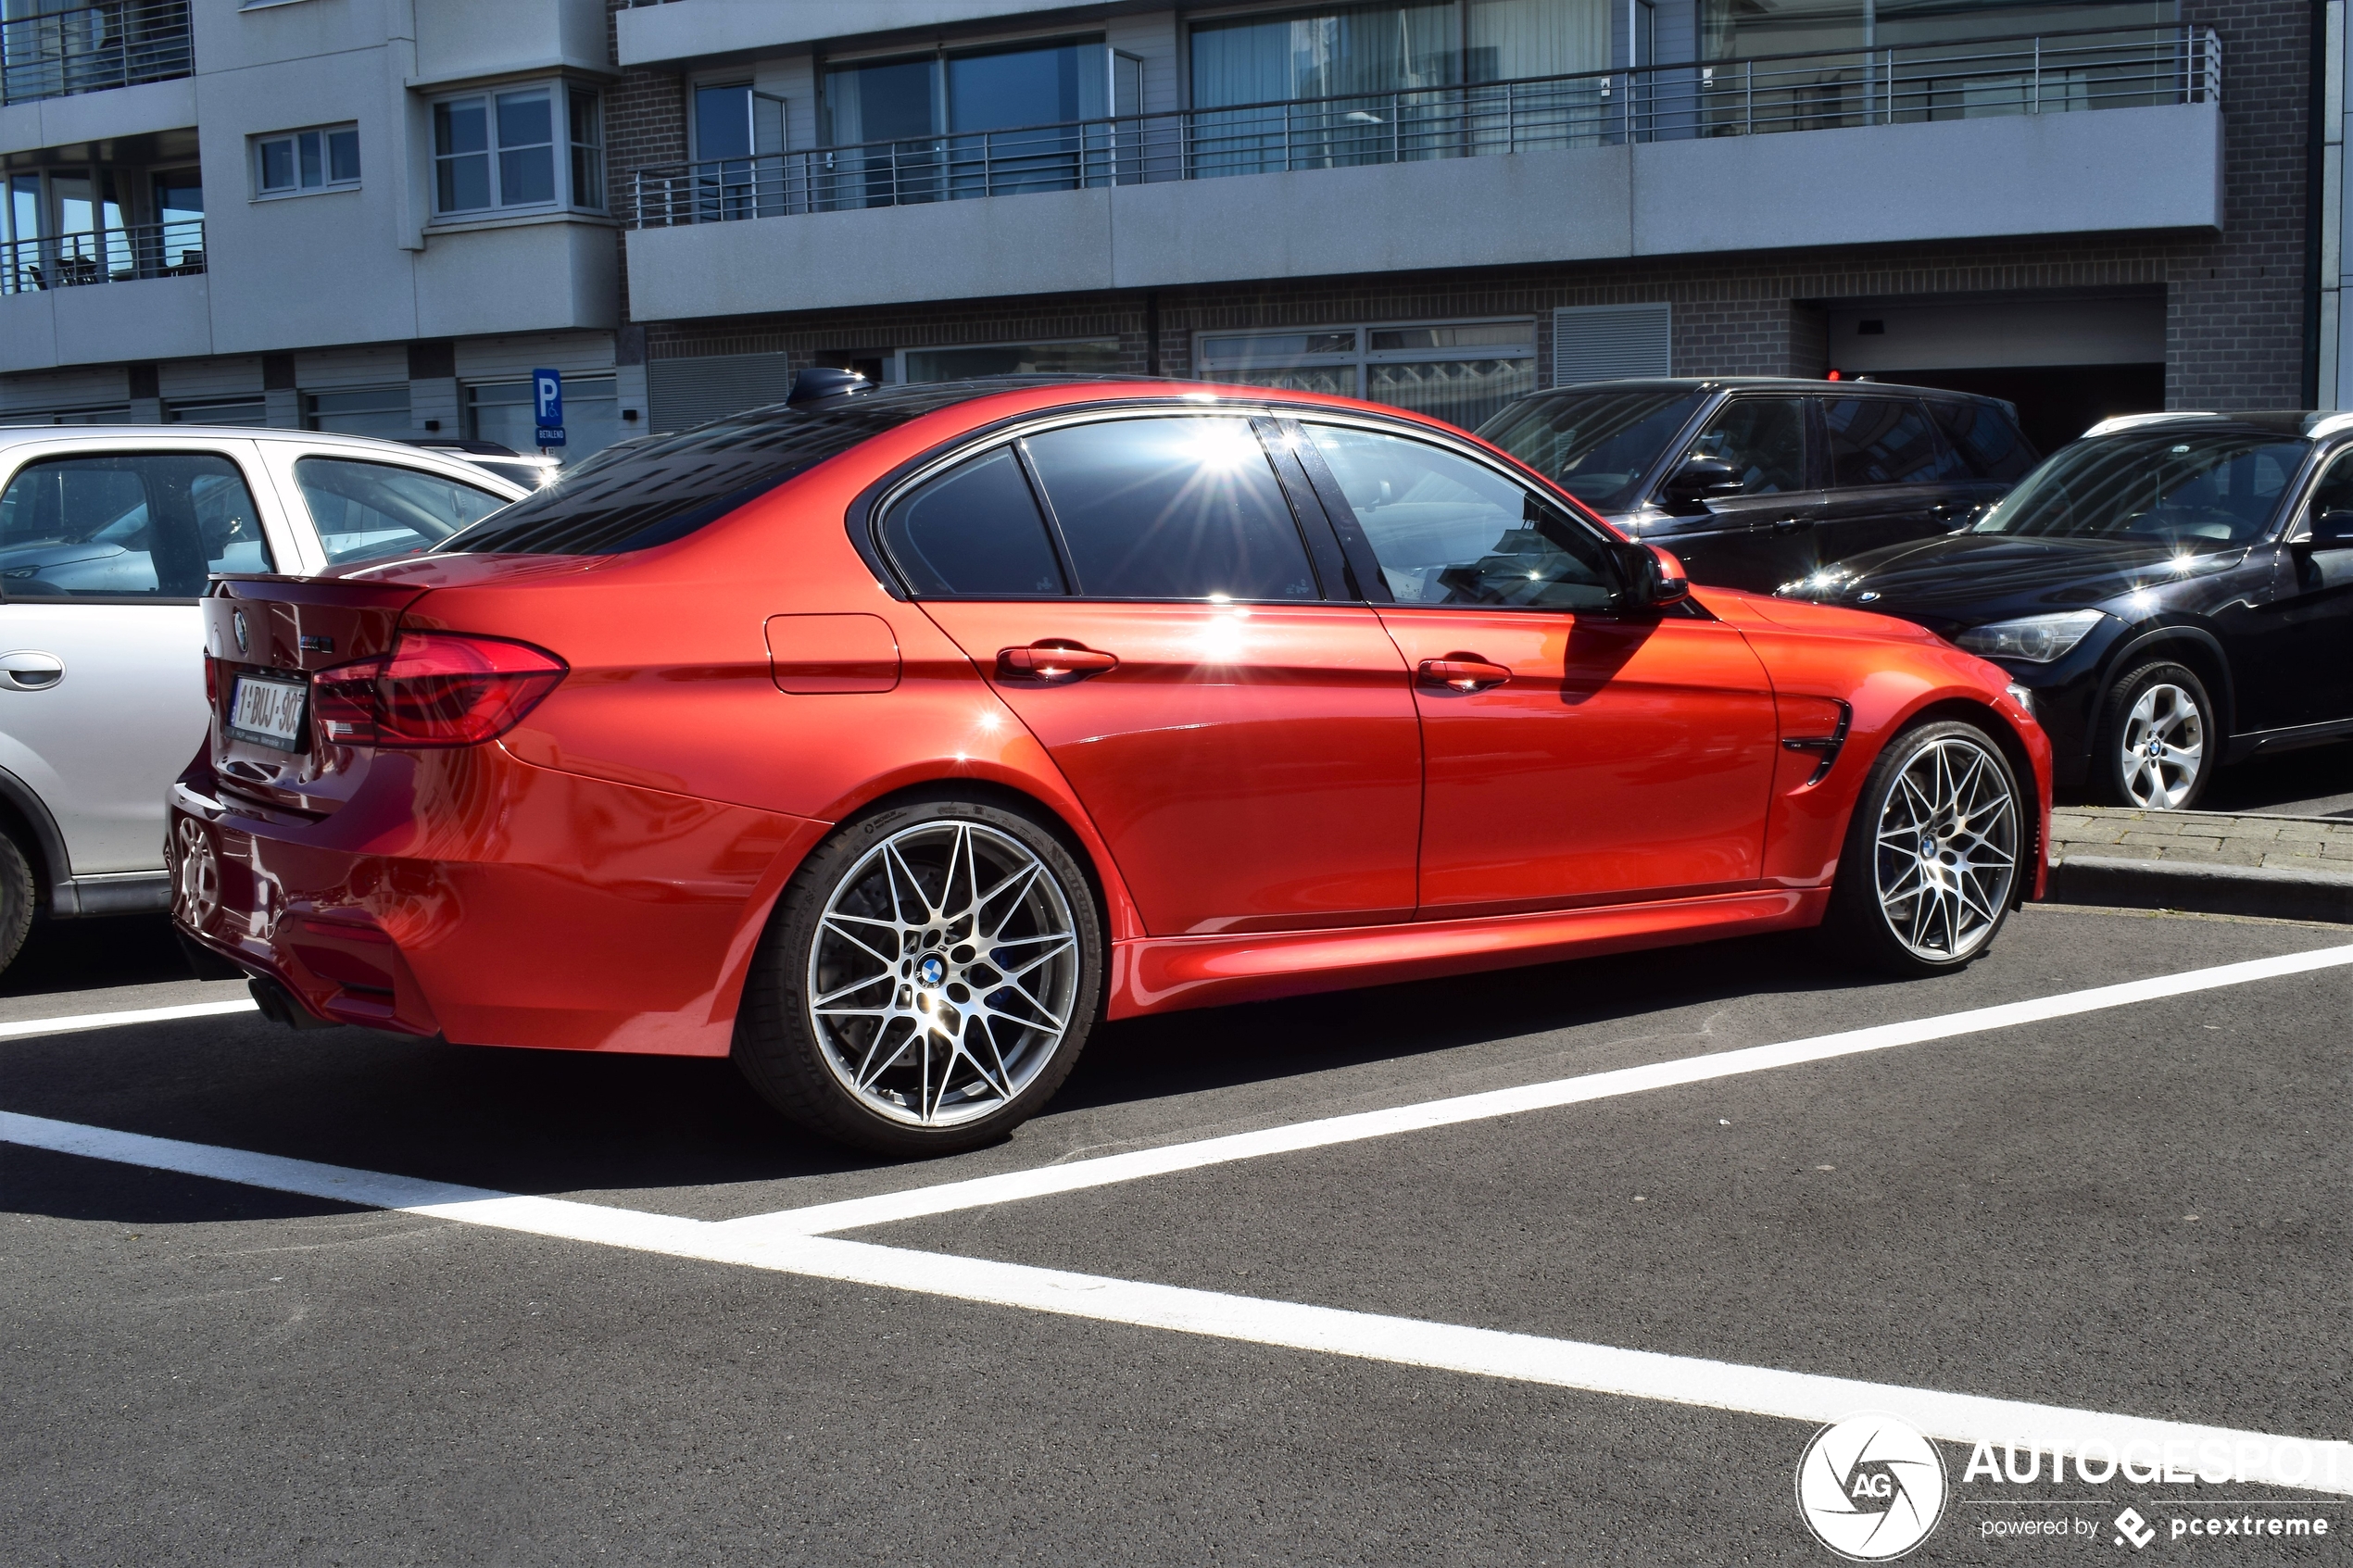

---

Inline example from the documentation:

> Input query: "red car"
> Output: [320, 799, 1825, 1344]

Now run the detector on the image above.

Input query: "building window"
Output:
[304, 385, 412, 439]
[434, 85, 602, 217]
[900, 338, 1123, 383]
[1194, 319, 1537, 428]
[167, 395, 270, 426]
[254, 125, 359, 197]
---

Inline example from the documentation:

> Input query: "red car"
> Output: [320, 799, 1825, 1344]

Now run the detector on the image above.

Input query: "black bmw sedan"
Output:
[1777, 411, 2353, 809]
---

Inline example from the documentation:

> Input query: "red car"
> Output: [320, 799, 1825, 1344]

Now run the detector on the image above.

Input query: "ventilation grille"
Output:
[647, 352, 797, 433]
[1553, 304, 1672, 386]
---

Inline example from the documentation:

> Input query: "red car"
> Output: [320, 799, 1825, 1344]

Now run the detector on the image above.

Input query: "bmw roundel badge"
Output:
[233, 609, 249, 654]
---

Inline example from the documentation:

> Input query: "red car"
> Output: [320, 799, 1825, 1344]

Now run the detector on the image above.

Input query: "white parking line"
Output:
[0, 997, 256, 1041]
[5, 1108, 2347, 1495]
[721, 941, 2353, 1238]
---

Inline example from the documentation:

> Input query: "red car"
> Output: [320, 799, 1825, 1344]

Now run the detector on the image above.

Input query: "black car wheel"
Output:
[2096, 660, 2214, 811]
[0, 832, 31, 978]
[736, 795, 1104, 1158]
[1822, 719, 2022, 976]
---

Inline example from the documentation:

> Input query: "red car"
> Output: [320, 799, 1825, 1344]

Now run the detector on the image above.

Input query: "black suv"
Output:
[1478, 378, 2037, 594]
[1778, 411, 2353, 809]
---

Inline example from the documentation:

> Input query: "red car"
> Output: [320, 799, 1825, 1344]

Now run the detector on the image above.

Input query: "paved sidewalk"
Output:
[2050, 807, 2353, 871]
[2045, 807, 2353, 922]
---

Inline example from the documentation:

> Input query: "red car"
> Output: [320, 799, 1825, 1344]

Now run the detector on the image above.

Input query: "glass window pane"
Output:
[499, 145, 556, 205]
[435, 100, 487, 157]
[298, 131, 323, 187]
[1823, 397, 1943, 487]
[947, 43, 1099, 133]
[902, 339, 1122, 383]
[304, 385, 411, 439]
[1683, 397, 1807, 495]
[1022, 417, 1317, 601]
[296, 457, 508, 566]
[437, 154, 490, 211]
[694, 84, 752, 160]
[1364, 358, 1535, 430]
[1305, 423, 1614, 608]
[0, 453, 268, 598]
[259, 138, 294, 191]
[1477, 389, 1705, 509]
[497, 92, 552, 150]
[327, 129, 360, 183]
[883, 446, 1067, 596]
[1931, 398, 2036, 482]
[1215, 367, 1359, 397]
[1367, 321, 1533, 352]
[824, 57, 939, 144]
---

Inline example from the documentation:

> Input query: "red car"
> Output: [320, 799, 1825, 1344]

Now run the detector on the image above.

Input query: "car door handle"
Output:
[1416, 654, 1511, 693]
[997, 642, 1118, 684]
[1769, 517, 1813, 534]
[0, 650, 63, 691]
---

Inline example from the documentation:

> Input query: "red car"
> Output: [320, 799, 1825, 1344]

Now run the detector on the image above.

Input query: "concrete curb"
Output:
[2046, 855, 2353, 923]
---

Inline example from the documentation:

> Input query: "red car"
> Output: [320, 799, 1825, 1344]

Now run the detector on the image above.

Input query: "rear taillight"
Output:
[311, 632, 566, 748]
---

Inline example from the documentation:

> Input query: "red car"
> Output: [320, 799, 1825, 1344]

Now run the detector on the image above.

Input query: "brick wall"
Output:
[619, 0, 2314, 409]
[603, 0, 686, 330]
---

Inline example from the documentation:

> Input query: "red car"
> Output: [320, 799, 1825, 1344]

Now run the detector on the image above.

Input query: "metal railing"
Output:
[1, 0, 191, 107]
[626, 26, 2218, 228]
[1, 219, 205, 295]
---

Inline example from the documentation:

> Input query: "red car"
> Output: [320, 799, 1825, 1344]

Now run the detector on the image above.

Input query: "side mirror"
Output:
[2304, 508, 2353, 549]
[1660, 456, 1742, 510]
[1624, 543, 1690, 609]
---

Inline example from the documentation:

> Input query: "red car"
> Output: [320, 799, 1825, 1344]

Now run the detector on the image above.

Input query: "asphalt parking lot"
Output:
[4, 903, 2348, 1566]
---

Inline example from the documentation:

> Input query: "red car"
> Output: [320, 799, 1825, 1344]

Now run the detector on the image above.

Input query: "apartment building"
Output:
[0, 0, 639, 462]
[607, 0, 2304, 454]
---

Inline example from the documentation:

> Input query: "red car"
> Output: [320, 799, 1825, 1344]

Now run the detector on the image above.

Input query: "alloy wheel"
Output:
[1871, 735, 2020, 963]
[805, 819, 1081, 1129]
[2118, 682, 2205, 810]
[173, 817, 220, 931]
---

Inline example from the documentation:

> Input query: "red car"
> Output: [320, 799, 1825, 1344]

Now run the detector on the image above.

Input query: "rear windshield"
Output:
[434, 382, 1062, 556]
[1477, 389, 1706, 510]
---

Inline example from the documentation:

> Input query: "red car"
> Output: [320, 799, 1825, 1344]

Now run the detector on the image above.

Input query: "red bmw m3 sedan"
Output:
[170, 375, 2050, 1155]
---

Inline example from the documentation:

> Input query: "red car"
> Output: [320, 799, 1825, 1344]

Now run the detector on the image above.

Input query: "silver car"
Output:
[0, 427, 526, 973]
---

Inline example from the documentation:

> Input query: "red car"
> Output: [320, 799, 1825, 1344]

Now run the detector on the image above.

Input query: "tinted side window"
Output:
[296, 458, 509, 566]
[1931, 399, 2037, 482]
[1681, 397, 1806, 494]
[1822, 398, 1943, 487]
[1304, 422, 1617, 610]
[0, 452, 270, 598]
[881, 445, 1068, 596]
[1021, 416, 1317, 601]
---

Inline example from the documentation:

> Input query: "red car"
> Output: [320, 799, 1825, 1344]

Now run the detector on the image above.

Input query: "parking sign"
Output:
[533, 369, 566, 448]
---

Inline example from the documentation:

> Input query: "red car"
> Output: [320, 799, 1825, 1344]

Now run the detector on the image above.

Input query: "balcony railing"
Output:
[2, 219, 205, 295]
[625, 27, 2218, 229]
[0, 0, 192, 107]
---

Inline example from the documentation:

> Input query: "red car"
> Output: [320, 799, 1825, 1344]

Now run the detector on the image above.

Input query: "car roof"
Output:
[0, 422, 533, 494]
[1524, 376, 2008, 403]
[2081, 409, 2350, 440]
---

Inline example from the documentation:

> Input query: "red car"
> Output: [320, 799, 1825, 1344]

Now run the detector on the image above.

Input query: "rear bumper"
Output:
[168, 746, 827, 1055]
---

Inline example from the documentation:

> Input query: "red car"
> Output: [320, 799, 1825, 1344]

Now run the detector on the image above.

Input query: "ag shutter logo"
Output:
[1797, 1413, 1949, 1561]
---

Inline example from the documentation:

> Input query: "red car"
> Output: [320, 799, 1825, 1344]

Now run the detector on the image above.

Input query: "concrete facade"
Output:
[606, 0, 2314, 439]
[0, 0, 637, 452]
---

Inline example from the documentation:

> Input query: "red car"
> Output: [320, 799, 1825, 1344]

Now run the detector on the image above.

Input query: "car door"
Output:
[0, 441, 287, 874]
[1642, 394, 1827, 592]
[1813, 396, 1963, 567]
[1295, 418, 1780, 917]
[2230, 445, 2353, 732]
[900, 414, 1424, 937]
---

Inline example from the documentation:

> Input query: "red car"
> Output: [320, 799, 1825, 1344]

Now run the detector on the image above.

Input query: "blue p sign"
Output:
[533, 369, 566, 447]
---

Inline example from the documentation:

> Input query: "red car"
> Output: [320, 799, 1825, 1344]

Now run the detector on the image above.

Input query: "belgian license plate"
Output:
[229, 674, 307, 749]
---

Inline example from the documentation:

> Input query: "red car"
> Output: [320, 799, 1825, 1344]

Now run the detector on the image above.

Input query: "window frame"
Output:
[251, 123, 360, 200]
[1192, 316, 1538, 418]
[429, 81, 605, 220]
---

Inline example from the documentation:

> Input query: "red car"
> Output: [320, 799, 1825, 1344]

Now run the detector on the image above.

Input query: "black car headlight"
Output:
[1955, 609, 2107, 663]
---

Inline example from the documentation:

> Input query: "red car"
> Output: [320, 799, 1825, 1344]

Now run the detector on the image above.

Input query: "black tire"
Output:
[2094, 659, 2216, 811]
[0, 832, 31, 979]
[1821, 719, 2024, 977]
[735, 794, 1104, 1158]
